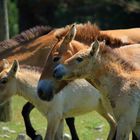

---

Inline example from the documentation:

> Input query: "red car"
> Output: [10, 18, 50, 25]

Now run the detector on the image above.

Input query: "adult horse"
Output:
[37, 24, 140, 139]
[53, 40, 140, 140]
[0, 22, 140, 139]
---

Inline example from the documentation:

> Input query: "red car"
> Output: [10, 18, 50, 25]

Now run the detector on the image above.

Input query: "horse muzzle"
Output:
[53, 64, 67, 80]
[37, 80, 54, 101]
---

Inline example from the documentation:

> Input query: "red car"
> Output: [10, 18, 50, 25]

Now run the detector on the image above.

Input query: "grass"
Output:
[0, 96, 109, 140]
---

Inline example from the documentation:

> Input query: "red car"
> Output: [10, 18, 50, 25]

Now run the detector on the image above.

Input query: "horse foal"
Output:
[0, 60, 116, 140]
[53, 40, 140, 140]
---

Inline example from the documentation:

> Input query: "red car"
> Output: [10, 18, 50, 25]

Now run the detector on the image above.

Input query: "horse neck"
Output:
[88, 49, 137, 95]
[16, 67, 41, 105]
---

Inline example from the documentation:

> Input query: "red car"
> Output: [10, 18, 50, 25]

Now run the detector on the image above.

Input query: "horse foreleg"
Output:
[55, 119, 64, 140]
[115, 105, 138, 140]
[65, 117, 79, 140]
[97, 100, 116, 140]
[22, 102, 43, 140]
[99, 112, 116, 140]
[45, 113, 61, 140]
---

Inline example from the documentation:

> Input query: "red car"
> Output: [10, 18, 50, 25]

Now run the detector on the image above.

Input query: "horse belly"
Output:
[60, 79, 101, 118]
[63, 102, 97, 118]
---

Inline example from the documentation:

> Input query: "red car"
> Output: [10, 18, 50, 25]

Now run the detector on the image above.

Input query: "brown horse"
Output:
[53, 40, 140, 140]
[37, 24, 140, 140]
[0, 23, 140, 140]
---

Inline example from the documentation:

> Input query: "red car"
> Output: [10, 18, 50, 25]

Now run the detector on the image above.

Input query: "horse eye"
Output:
[53, 56, 61, 62]
[0, 77, 8, 84]
[76, 57, 83, 63]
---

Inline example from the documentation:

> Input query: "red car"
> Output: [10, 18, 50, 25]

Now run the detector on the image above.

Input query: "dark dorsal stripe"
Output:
[0, 25, 52, 52]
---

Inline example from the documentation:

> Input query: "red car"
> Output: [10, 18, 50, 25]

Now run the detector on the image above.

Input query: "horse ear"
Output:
[62, 23, 77, 44]
[2, 59, 9, 69]
[90, 40, 100, 56]
[9, 60, 19, 76]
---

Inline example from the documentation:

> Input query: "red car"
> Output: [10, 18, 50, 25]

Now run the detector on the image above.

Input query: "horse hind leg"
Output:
[65, 117, 79, 140]
[132, 124, 140, 140]
[132, 131, 139, 140]
[115, 106, 138, 140]
[110, 130, 137, 140]
[22, 102, 43, 140]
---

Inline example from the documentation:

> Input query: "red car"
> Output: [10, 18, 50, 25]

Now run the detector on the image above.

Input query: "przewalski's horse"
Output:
[0, 23, 140, 140]
[21, 24, 140, 140]
[37, 24, 140, 140]
[14, 23, 140, 140]
[0, 59, 116, 140]
[53, 40, 140, 140]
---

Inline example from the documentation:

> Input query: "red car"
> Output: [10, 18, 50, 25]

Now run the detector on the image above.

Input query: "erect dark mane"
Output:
[75, 22, 100, 45]
[97, 34, 130, 48]
[0, 25, 52, 51]
[56, 22, 131, 48]
[76, 22, 131, 47]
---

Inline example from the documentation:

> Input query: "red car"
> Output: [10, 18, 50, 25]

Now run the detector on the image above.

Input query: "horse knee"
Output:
[22, 102, 34, 116]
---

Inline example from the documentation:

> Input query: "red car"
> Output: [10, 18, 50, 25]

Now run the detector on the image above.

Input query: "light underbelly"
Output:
[63, 107, 94, 118]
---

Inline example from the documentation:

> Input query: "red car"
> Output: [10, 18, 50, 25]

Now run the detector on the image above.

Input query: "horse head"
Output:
[0, 59, 19, 104]
[37, 24, 88, 101]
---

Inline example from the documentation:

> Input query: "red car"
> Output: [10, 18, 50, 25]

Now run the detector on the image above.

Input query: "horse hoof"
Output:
[63, 133, 71, 140]
[34, 134, 43, 140]
[16, 133, 27, 140]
